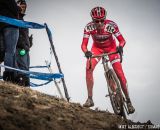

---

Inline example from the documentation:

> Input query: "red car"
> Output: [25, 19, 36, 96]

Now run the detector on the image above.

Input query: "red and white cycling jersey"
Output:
[81, 19, 126, 53]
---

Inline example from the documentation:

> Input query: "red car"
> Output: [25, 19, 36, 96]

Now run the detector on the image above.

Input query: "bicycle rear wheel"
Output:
[105, 69, 126, 118]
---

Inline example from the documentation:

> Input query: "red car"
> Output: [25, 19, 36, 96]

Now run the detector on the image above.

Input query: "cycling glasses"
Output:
[93, 19, 105, 23]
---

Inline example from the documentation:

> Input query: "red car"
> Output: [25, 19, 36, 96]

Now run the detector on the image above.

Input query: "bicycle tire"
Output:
[105, 69, 126, 118]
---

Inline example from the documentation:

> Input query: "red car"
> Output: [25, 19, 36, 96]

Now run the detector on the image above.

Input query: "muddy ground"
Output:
[0, 81, 153, 130]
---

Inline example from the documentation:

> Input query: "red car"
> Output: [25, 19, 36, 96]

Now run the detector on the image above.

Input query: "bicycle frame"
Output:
[90, 51, 129, 117]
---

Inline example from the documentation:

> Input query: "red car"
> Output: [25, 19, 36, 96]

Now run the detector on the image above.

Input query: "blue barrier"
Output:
[0, 16, 69, 100]
[0, 15, 58, 86]
[0, 15, 45, 29]
[0, 64, 64, 81]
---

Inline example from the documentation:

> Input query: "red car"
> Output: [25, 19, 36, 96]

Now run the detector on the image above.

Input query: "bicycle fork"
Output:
[102, 58, 112, 97]
[103, 59, 122, 99]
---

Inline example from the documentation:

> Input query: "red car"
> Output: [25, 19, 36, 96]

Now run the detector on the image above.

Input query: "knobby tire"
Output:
[105, 69, 126, 118]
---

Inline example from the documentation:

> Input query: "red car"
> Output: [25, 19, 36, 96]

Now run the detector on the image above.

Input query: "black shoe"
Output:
[3, 71, 15, 83]
[15, 74, 30, 87]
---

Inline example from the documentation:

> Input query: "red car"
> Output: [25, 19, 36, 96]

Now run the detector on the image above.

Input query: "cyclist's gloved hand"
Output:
[85, 51, 92, 59]
[117, 46, 123, 55]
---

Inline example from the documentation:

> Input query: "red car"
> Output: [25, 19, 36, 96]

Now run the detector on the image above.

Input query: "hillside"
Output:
[0, 81, 152, 130]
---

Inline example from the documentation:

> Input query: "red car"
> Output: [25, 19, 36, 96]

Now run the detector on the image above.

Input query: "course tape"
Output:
[0, 64, 63, 80]
[0, 15, 45, 29]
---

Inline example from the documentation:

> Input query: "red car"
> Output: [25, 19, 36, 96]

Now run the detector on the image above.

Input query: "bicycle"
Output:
[89, 51, 129, 118]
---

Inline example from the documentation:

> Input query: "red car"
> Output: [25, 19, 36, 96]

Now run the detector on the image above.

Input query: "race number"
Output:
[105, 24, 115, 33]
[85, 23, 96, 32]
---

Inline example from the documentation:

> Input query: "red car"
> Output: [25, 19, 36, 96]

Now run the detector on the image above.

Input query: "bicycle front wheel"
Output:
[105, 69, 125, 117]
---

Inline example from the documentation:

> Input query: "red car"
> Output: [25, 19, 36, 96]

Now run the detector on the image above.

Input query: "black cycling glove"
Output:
[116, 46, 123, 55]
[85, 51, 92, 59]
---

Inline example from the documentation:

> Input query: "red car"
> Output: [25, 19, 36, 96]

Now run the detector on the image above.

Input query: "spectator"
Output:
[15, 0, 33, 87]
[0, 0, 20, 82]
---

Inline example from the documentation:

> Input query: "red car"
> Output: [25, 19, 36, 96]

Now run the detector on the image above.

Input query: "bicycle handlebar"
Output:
[91, 51, 118, 58]
[88, 51, 123, 69]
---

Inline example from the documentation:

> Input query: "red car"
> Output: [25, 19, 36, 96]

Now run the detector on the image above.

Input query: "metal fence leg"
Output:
[45, 60, 64, 99]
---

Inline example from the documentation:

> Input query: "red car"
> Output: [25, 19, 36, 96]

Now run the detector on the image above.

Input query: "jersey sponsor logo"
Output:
[114, 32, 121, 37]
[93, 34, 110, 43]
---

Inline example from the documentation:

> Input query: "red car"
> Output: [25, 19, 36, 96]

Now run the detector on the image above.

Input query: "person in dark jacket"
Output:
[0, 0, 20, 82]
[0, 31, 4, 64]
[15, 0, 33, 87]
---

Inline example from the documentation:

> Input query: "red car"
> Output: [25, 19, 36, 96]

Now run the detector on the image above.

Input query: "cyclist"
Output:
[81, 6, 135, 114]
